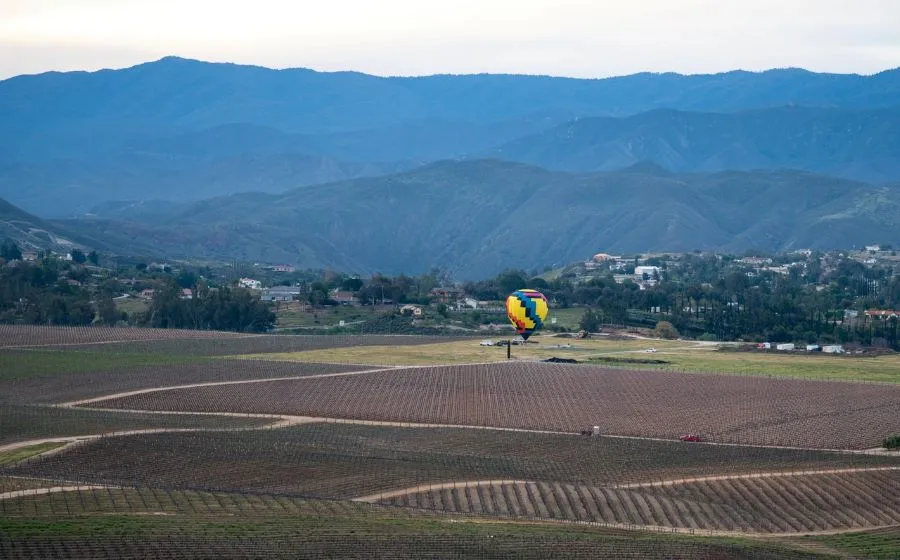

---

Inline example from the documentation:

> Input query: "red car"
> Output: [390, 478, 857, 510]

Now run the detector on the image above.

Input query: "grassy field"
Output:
[238, 336, 687, 366]
[275, 304, 374, 329]
[0, 349, 209, 381]
[0, 511, 832, 559]
[237, 336, 900, 383]
[0, 443, 67, 467]
[113, 296, 148, 316]
[797, 527, 900, 559]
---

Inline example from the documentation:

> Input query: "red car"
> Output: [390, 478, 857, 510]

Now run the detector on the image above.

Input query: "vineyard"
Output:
[381, 470, 900, 533]
[0, 326, 898, 558]
[91, 362, 900, 449]
[4, 425, 896, 502]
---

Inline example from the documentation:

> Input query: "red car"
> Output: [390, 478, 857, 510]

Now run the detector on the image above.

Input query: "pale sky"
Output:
[1, 0, 899, 79]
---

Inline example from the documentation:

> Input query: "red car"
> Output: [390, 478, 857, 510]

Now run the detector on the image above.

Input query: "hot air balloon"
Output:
[505, 289, 549, 341]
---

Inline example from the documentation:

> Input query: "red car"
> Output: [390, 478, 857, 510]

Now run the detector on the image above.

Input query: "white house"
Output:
[776, 343, 795, 351]
[822, 345, 845, 354]
[239, 278, 262, 290]
[865, 245, 881, 252]
[634, 266, 661, 279]
[806, 344, 821, 352]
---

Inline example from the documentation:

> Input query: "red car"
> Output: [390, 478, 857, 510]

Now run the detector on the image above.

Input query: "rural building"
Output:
[139, 289, 155, 300]
[806, 344, 821, 352]
[738, 257, 773, 265]
[180, 288, 193, 300]
[238, 278, 262, 290]
[822, 345, 845, 354]
[865, 245, 881, 252]
[21, 251, 38, 261]
[865, 310, 900, 320]
[634, 266, 661, 279]
[261, 286, 301, 302]
[330, 290, 358, 305]
[592, 253, 620, 263]
[776, 343, 795, 351]
[400, 304, 424, 316]
[273, 265, 296, 273]
[756, 342, 772, 350]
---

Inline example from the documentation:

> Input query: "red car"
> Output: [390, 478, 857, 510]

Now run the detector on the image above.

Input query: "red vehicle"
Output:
[679, 433, 704, 442]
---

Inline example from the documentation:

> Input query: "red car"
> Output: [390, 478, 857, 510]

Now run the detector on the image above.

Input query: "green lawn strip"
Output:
[659, 352, 900, 383]
[0, 513, 833, 559]
[0, 443, 67, 467]
[0, 349, 211, 381]
[796, 528, 900, 559]
[0, 405, 272, 446]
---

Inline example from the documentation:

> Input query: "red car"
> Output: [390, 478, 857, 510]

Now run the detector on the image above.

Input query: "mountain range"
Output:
[36, 160, 900, 278]
[1, 58, 899, 216]
[1, 58, 898, 277]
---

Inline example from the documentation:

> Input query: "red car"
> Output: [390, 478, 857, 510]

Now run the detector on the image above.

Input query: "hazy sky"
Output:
[1, 0, 899, 79]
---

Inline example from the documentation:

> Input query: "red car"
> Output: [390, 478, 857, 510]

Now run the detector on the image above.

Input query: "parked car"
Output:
[679, 434, 704, 442]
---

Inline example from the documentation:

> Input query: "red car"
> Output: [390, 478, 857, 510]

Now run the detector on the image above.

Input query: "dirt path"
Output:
[352, 466, 900, 504]
[0, 484, 118, 501]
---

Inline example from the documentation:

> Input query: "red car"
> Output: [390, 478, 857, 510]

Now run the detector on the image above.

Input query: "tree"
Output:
[1, 240, 22, 261]
[97, 297, 120, 326]
[70, 249, 86, 264]
[579, 309, 600, 332]
[341, 277, 363, 292]
[654, 320, 680, 340]
[87, 250, 99, 266]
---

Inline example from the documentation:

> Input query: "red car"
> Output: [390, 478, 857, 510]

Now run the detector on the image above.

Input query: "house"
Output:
[775, 343, 795, 351]
[330, 290, 358, 305]
[634, 266, 661, 280]
[739, 257, 773, 265]
[865, 310, 900, 320]
[180, 288, 193, 300]
[238, 278, 262, 290]
[864, 258, 877, 265]
[139, 289, 155, 300]
[822, 345, 845, 354]
[592, 253, 620, 263]
[261, 286, 302, 302]
[756, 342, 772, 350]
[461, 297, 479, 309]
[273, 265, 296, 273]
[21, 251, 38, 262]
[865, 245, 881, 252]
[400, 304, 424, 317]
[806, 344, 821, 352]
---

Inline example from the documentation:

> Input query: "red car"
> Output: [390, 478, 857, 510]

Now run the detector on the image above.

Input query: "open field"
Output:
[0, 443, 67, 467]
[383, 470, 900, 533]
[52, 334, 472, 356]
[0, 352, 370, 404]
[0, 404, 272, 445]
[0, 510, 830, 560]
[247, 335, 900, 382]
[1, 326, 899, 557]
[4, 424, 896, 500]
[242, 336, 689, 366]
[0, 325, 250, 348]
[796, 527, 900, 559]
[92, 362, 900, 449]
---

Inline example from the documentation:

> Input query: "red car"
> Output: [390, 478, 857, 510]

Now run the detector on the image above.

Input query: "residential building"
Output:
[865, 245, 881, 252]
[273, 265, 296, 273]
[822, 345, 845, 354]
[330, 290, 358, 305]
[261, 286, 302, 302]
[429, 287, 465, 302]
[139, 289, 155, 300]
[775, 343, 795, 351]
[634, 266, 661, 279]
[180, 288, 193, 300]
[738, 257, 773, 265]
[239, 278, 262, 290]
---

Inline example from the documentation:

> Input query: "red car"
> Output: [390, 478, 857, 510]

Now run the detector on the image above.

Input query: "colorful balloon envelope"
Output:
[505, 289, 549, 341]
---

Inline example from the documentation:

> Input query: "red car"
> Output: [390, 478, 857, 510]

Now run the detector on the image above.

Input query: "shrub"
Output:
[884, 435, 900, 449]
